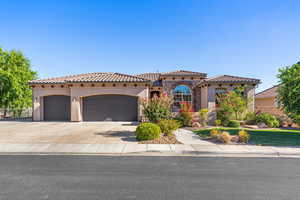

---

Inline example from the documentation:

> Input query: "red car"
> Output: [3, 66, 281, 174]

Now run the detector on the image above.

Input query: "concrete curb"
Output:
[0, 143, 300, 157]
[0, 149, 300, 158]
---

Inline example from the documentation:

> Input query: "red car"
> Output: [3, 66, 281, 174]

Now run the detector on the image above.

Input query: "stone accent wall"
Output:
[162, 80, 201, 111]
[200, 86, 208, 109]
[193, 87, 201, 111]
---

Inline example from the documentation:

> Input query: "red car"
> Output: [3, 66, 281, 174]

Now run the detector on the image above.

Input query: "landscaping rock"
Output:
[231, 135, 239, 143]
[257, 122, 268, 128]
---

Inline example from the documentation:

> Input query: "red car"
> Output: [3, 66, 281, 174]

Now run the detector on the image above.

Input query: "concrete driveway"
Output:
[0, 121, 138, 144]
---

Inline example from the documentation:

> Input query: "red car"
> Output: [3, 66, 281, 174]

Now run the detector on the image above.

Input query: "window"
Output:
[173, 85, 192, 111]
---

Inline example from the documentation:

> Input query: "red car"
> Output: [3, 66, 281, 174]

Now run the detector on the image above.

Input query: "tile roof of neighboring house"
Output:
[255, 85, 278, 99]
[199, 75, 260, 85]
[29, 72, 150, 84]
[161, 70, 207, 77]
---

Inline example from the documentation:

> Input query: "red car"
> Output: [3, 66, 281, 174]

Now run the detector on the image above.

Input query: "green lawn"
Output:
[194, 128, 300, 146]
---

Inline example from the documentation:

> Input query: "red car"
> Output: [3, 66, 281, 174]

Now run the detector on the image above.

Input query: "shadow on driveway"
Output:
[95, 131, 137, 142]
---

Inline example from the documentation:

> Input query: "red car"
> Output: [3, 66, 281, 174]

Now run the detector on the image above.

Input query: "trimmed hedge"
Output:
[135, 122, 161, 141]
[158, 119, 180, 136]
[227, 120, 240, 128]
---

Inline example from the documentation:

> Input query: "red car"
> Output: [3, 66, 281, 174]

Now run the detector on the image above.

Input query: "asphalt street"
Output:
[0, 156, 299, 200]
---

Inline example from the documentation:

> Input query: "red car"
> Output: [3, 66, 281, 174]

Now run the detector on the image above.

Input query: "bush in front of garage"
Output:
[135, 122, 161, 141]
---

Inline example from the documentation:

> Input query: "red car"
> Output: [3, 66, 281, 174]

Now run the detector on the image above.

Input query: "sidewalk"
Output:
[1, 143, 300, 157]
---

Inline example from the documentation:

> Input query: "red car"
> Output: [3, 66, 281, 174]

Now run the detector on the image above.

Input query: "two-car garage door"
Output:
[43, 95, 138, 121]
[83, 95, 138, 121]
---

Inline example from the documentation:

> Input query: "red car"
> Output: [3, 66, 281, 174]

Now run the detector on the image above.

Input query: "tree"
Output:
[217, 89, 247, 120]
[277, 61, 300, 119]
[0, 47, 37, 117]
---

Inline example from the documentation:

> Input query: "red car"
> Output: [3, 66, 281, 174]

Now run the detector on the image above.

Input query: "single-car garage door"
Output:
[44, 95, 70, 121]
[83, 95, 138, 121]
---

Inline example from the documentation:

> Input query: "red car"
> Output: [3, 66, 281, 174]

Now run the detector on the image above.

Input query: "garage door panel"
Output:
[83, 95, 138, 121]
[44, 95, 70, 121]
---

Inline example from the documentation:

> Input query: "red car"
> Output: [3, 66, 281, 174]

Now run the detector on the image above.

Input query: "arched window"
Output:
[173, 85, 192, 111]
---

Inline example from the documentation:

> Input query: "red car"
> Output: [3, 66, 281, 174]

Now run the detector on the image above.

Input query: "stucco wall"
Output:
[32, 84, 148, 122]
[255, 97, 284, 116]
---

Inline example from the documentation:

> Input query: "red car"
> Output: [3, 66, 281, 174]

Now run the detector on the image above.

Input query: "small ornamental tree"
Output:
[141, 93, 173, 122]
[277, 62, 300, 122]
[217, 88, 247, 121]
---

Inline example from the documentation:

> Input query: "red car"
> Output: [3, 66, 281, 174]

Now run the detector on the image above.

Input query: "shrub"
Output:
[135, 123, 161, 141]
[227, 120, 240, 128]
[218, 131, 231, 144]
[244, 112, 256, 125]
[210, 128, 221, 138]
[291, 114, 300, 126]
[141, 94, 173, 122]
[173, 118, 184, 128]
[215, 119, 221, 126]
[199, 108, 209, 126]
[158, 119, 180, 136]
[238, 130, 250, 143]
[255, 113, 279, 128]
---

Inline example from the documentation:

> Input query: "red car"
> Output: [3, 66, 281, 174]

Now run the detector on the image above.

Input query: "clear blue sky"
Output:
[1, 0, 300, 92]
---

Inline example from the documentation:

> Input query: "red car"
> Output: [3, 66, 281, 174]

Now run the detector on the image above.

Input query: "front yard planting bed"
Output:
[139, 134, 182, 144]
[194, 128, 300, 146]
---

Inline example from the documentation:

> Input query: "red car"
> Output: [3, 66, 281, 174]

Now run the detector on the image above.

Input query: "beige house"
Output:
[255, 85, 284, 116]
[29, 70, 260, 122]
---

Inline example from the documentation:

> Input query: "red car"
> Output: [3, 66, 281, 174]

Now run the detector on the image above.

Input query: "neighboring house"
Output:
[29, 70, 260, 122]
[255, 85, 284, 116]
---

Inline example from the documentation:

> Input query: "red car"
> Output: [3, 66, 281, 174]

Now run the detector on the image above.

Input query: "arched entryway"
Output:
[82, 95, 138, 121]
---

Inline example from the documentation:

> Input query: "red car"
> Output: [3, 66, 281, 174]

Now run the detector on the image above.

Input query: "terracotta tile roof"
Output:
[255, 85, 278, 99]
[200, 75, 260, 84]
[161, 70, 207, 77]
[135, 73, 162, 87]
[135, 73, 161, 81]
[29, 72, 149, 84]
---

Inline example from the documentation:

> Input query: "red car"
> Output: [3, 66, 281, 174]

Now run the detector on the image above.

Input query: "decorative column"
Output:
[207, 86, 217, 124]
[71, 96, 82, 122]
[33, 96, 42, 121]
[245, 86, 255, 112]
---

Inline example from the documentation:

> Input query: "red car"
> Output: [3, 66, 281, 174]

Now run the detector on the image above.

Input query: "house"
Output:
[255, 85, 284, 116]
[29, 70, 260, 122]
